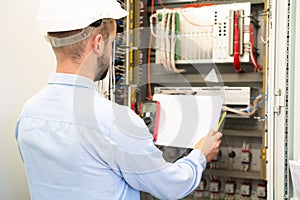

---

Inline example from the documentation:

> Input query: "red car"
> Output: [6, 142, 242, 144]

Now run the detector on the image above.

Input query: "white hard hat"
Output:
[37, 0, 128, 32]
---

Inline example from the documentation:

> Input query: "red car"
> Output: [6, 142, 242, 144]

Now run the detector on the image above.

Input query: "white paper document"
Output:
[153, 94, 223, 148]
[290, 159, 300, 200]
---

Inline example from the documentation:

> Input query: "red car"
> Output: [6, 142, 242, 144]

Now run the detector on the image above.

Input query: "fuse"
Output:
[241, 150, 251, 163]
[209, 179, 220, 200]
[209, 180, 220, 193]
[225, 180, 235, 200]
[225, 181, 235, 195]
[241, 182, 251, 196]
[257, 183, 266, 198]
[241, 149, 251, 171]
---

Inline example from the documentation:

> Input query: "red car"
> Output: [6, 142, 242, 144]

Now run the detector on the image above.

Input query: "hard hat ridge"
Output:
[37, 0, 128, 32]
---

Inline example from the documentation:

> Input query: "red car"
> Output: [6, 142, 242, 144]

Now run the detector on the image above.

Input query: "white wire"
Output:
[150, 13, 158, 38]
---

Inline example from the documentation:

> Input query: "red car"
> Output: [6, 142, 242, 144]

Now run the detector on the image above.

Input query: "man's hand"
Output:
[194, 130, 222, 162]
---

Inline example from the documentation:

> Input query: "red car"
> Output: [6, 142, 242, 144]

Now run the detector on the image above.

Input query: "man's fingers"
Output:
[216, 132, 223, 140]
[211, 132, 222, 141]
[210, 130, 218, 136]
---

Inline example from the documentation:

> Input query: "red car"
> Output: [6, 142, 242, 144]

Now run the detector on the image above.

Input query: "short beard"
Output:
[97, 67, 109, 81]
[94, 55, 110, 81]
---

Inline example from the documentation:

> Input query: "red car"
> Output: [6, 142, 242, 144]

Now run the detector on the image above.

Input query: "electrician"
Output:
[15, 0, 222, 199]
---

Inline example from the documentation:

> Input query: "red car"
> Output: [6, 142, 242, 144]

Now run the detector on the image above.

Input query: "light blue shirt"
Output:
[15, 73, 207, 200]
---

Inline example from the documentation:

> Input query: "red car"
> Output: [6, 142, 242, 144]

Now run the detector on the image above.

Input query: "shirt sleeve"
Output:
[15, 117, 20, 141]
[15, 117, 25, 161]
[108, 107, 207, 200]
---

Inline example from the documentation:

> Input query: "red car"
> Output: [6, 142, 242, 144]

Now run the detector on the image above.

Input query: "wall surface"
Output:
[0, 0, 55, 199]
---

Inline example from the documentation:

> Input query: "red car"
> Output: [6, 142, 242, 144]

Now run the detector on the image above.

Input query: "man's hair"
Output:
[48, 19, 115, 64]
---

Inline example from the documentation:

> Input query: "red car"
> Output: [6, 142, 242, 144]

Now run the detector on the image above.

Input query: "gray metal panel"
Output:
[223, 129, 262, 137]
[204, 169, 261, 180]
[150, 73, 262, 84]
[268, 0, 297, 198]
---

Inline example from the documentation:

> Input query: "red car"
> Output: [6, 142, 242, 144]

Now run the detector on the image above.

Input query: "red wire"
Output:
[233, 11, 244, 73]
[158, 0, 214, 10]
[151, 0, 155, 14]
[249, 24, 262, 71]
[153, 101, 160, 141]
[158, 0, 169, 9]
[158, 0, 214, 27]
[182, 3, 214, 8]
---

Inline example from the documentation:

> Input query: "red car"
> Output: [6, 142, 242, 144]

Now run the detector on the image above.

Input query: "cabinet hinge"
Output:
[274, 88, 285, 114]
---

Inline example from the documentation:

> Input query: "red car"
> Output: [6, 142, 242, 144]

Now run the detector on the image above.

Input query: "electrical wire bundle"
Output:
[222, 94, 266, 118]
[114, 21, 127, 104]
[150, 12, 186, 73]
[147, 1, 213, 100]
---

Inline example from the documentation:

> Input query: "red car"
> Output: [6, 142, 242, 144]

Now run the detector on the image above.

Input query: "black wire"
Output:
[242, 9, 271, 19]
[253, 8, 270, 16]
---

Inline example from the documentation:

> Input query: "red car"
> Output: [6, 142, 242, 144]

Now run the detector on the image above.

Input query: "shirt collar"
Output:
[48, 73, 97, 90]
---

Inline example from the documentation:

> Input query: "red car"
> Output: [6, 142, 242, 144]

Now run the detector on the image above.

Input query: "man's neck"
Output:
[56, 59, 95, 81]
[56, 59, 80, 74]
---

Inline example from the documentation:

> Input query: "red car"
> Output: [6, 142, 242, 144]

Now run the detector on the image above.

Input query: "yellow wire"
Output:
[216, 111, 227, 132]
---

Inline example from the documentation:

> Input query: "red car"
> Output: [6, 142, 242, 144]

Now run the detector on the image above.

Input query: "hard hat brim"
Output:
[111, 9, 128, 20]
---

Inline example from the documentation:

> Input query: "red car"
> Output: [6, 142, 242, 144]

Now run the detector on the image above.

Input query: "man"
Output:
[15, 0, 222, 199]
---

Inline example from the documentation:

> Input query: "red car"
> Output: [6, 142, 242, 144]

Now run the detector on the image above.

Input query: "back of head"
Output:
[37, 0, 128, 64]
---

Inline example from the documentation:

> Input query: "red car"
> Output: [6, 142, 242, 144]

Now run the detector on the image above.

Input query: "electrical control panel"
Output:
[153, 3, 252, 64]
[103, 0, 298, 198]
[132, 0, 268, 199]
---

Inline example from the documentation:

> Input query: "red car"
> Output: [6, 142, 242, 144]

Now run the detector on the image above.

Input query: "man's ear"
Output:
[93, 34, 103, 54]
